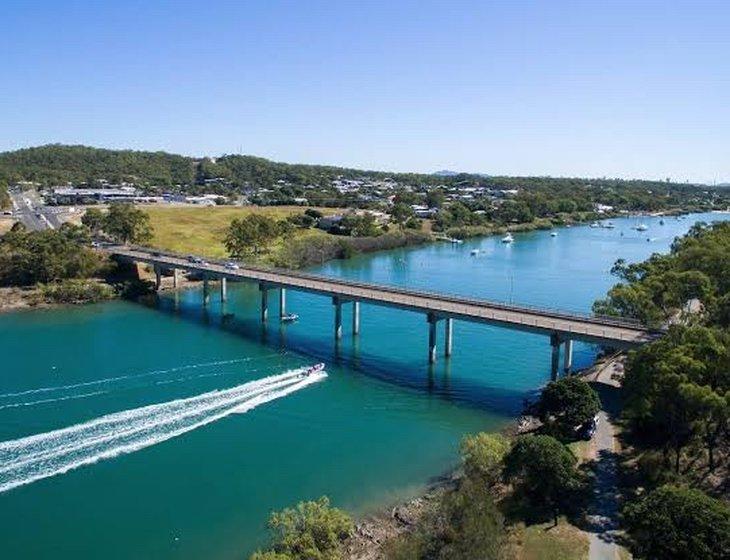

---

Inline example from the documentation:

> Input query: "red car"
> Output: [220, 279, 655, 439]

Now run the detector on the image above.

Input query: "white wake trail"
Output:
[0, 368, 326, 494]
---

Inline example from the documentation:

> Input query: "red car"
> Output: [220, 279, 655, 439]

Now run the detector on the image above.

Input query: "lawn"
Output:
[144, 205, 341, 259]
[503, 518, 590, 560]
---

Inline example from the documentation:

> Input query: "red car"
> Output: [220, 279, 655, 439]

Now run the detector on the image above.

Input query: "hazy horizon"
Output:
[2, 1, 728, 184]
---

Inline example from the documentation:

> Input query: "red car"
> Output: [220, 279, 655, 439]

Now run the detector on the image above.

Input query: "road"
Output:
[8, 189, 68, 231]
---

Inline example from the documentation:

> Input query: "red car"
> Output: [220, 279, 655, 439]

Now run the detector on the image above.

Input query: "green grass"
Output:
[144, 205, 340, 260]
[503, 518, 590, 560]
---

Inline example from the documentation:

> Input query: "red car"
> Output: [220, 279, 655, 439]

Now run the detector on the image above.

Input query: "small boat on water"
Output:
[635, 224, 648, 231]
[301, 363, 325, 377]
[470, 249, 479, 256]
[501, 233, 514, 244]
[550, 231, 558, 237]
[659, 219, 665, 225]
[450, 238, 463, 244]
[281, 313, 299, 323]
[604, 221, 615, 229]
[590, 222, 600, 228]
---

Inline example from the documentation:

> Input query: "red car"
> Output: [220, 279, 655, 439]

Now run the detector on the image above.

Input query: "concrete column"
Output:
[563, 339, 573, 373]
[259, 284, 268, 322]
[220, 277, 227, 302]
[352, 301, 360, 335]
[203, 277, 210, 306]
[172, 268, 180, 289]
[428, 313, 438, 364]
[444, 318, 453, 357]
[154, 266, 162, 291]
[333, 297, 343, 340]
[550, 333, 561, 380]
[279, 288, 286, 318]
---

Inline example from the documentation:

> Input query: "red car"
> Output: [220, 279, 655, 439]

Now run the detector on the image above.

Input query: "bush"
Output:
[36, 279, 115, 304]
[250, 496, 353, 560]
[460, 432, 510, 486]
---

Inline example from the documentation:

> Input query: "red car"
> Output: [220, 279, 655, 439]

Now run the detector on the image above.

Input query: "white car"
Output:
[225, 262, 240, 270]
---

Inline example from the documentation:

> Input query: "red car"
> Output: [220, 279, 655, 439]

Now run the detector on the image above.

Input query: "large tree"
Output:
[502, 435, 583, 525]
[623, 485, 730, 560]
[225, 214, 280, 257]
[103, 203, 152, 244]
[534, 376, 601, 440]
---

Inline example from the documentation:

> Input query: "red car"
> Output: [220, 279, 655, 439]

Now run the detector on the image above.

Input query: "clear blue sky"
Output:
[2, 0, 729, 183]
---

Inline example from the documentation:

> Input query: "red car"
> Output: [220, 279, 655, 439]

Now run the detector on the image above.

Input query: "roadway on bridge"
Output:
[111, 246, 657, 348]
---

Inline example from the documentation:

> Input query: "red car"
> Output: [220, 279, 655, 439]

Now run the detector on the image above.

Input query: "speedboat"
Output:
[604, 221, 615, 229]
[501, 233, 514, 243]
[281, 313, 299, 322]
[635, 224, 648, 231]
[302, 363, 325, 377]
[590, 222, 600, 228]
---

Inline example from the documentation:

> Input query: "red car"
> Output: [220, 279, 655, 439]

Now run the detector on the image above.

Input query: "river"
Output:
[0, 212, 727, 559]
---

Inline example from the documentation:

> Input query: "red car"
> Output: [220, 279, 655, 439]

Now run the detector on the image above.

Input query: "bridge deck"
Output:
[111, 246, 657, 348]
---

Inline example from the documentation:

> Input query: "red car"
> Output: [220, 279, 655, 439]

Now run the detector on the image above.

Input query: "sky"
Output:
[1, 0, 729, 183]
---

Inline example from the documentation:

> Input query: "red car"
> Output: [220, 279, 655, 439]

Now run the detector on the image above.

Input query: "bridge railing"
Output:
[116, 244, 651, 331]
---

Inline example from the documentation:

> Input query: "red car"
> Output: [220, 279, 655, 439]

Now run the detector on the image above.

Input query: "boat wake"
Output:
[0, 367, 326, 494]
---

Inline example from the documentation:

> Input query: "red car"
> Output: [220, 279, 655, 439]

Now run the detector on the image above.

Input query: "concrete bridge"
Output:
[110, 245, 660, 378]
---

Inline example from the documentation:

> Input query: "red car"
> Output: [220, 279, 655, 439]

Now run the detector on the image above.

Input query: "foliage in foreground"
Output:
[34, 279, 115, 304]
[0, 223, 110, 286]
[249, 497, 353, 560]
[83, 203, 153, 244]
[623, 485, 730, 560]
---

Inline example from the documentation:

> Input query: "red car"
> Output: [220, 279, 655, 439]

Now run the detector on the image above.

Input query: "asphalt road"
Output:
[8, 189, 66, 231]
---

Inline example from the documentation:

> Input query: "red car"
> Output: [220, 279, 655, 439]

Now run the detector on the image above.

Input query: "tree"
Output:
[502, 435, 583, 525]
[250, 496, 353, 560]
[535, 376, 601, 439]
[103, 203, 152, 244]
[390, 203, 414, 229]
[425, 189, 445, 209]
[81, 207, 105, 235]
[225, 214, 279, 257]
[623, 485, 730, 560]
[460, 432, 510, 487]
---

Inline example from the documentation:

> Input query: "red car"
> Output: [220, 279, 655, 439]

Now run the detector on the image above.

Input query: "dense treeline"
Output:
[1, 146, 724, 214]
[594, 221, 730, 558]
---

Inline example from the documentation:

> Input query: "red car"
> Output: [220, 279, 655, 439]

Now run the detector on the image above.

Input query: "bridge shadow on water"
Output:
[138, 291, 531, 418]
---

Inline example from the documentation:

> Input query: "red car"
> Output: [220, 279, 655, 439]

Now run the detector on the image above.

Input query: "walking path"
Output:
[584, 358, 625, 560]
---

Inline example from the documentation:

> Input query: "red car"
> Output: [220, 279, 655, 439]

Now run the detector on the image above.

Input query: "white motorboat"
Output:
[470, 249, 479, 256]
[501, 233, 514, 243]
[301, 363, 325, 377]
[281, 313, 299, 323]
[550, 231, 558, 237]
[635, 224, 649, 231]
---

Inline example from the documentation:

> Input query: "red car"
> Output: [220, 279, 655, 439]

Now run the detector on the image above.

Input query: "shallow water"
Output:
[0, 212, 726, 558]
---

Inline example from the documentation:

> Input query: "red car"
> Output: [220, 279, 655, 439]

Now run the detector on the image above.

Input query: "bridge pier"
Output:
[352, 301, 360, 335]
[550, 333, 561, 380]
[279, 288, 286, 318]
[172, 268, 180, 289]
[428, 313, 438, 364]
[333, 297, 343, 340]
[259, 284, 269, 322]
[203, 276, 210, 306]
[154, 266, 162, 291]
[220, 277, 227, 302]
[563, 339, 573, 373]
[444, 318, 453, 357]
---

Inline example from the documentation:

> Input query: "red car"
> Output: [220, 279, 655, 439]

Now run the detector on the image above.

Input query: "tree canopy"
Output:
[534, 376, 601, 440]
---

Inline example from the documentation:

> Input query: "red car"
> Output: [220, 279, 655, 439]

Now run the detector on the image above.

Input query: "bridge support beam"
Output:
[259, 284, 269, 322]
[203, 277, 210, 306]
[444, 318, 453, 357]
[563, 339, 573, 373]
[279, 288, 286, 318]
[428, 313, 439, 364]
[154, 266, 162, 291]
[333, 297, 343, 340]
[220, 277, 227, 302]
[172, 268, 180, 289]
[352, 301, 360, 335]
[550, 333, 561, 380]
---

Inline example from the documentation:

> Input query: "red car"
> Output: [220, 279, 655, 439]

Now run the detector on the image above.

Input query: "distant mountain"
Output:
[433, 170, 459, 177]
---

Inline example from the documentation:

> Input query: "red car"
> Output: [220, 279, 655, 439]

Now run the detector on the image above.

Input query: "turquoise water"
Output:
[0, 212, 727, 559]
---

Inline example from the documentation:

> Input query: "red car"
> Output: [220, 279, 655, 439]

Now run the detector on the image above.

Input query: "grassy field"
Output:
[144, 205, 341, 259]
